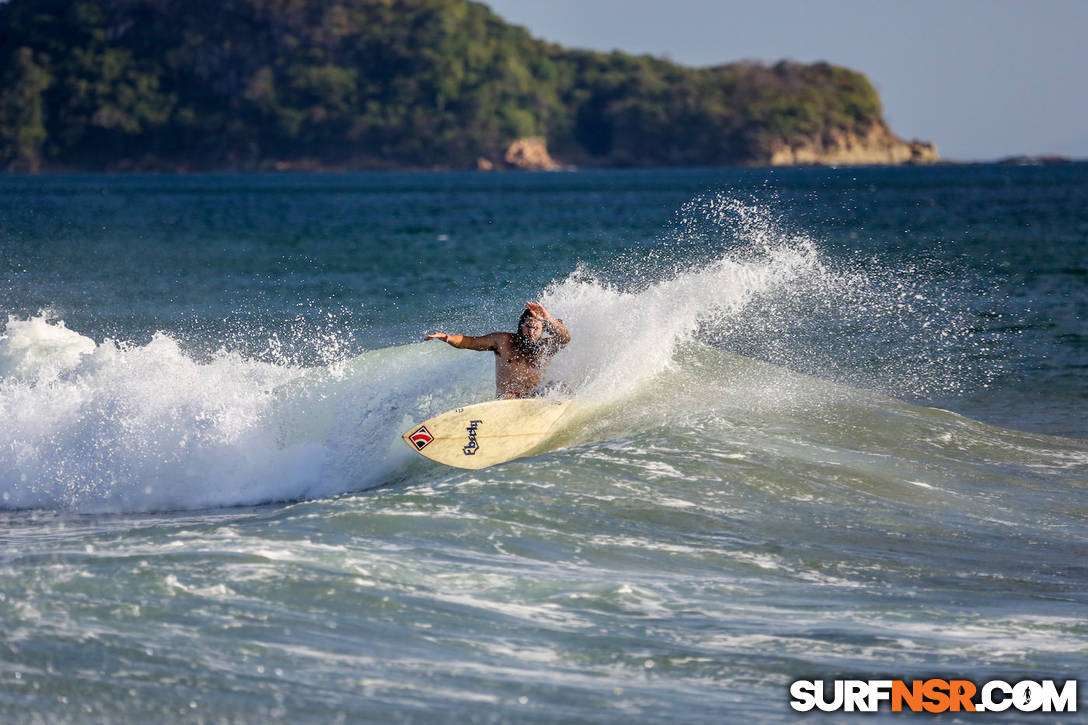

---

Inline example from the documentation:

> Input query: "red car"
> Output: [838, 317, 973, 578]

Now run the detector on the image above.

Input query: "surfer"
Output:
[425, 302, 571, 399]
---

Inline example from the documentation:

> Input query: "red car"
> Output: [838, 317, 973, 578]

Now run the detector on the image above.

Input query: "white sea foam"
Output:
[0, 313, 486, 512]
[0, 313, 96, 381]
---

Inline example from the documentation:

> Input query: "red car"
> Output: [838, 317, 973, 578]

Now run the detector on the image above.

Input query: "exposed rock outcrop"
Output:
[502, 137, 563, 170]
[763, 122, 938, 166]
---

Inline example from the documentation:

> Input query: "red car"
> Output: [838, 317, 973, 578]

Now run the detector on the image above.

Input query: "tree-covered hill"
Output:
[0, 0, 904, 171]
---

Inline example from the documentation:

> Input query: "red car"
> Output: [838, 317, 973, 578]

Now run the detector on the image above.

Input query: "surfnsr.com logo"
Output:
[789, 679, 1077, 713]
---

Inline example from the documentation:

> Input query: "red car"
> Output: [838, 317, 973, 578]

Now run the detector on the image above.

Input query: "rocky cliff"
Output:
[502, 138, 563, 170]
[764, 122, 938, 166]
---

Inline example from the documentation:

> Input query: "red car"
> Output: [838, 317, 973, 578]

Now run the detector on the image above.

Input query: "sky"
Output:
[485, 0, 1088, 161]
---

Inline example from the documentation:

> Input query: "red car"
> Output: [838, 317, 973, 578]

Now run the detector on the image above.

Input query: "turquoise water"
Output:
[0, 166, 1085, 721]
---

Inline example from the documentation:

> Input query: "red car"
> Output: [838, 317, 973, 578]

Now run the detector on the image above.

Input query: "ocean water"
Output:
[0, 166, 1085, 722]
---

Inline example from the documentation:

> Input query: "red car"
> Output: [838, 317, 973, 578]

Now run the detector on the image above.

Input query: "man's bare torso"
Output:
[491, 333, 563, 398]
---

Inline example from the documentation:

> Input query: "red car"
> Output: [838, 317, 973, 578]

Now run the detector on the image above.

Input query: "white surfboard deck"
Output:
[403, 398, 579, 469]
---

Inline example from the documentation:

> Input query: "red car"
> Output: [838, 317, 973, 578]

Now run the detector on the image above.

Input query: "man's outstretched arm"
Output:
[424, 332, 506, 351]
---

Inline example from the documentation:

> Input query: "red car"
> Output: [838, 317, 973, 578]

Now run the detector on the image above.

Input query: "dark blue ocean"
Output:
[1, 165, 1085, 722]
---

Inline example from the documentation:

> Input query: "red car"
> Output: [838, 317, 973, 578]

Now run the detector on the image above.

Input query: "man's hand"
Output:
[526, 301, 570, 346]
[424, 332, 450, 343]
[525, 301, 549, 321]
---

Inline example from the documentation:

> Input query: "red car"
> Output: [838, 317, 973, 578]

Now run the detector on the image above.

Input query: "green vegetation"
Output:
[0, 0, 885, 170]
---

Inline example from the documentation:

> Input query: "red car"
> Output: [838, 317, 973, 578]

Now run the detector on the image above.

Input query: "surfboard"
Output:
[402, 398, 578, 469]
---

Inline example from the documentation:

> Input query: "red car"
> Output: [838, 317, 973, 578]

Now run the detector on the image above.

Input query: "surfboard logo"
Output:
[409, 426, 434, 450]
[463, 419, 483, 455]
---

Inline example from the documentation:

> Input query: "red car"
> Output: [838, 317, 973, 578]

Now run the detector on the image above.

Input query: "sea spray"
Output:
[540, 195, 1001, 404]
[539, 245, 828, 401]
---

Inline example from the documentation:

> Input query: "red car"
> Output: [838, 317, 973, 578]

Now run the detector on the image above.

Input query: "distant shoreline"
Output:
[2, 156, 1081, 174]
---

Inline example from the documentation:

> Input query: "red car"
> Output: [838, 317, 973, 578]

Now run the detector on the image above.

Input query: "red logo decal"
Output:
[409, 426, 434, 450]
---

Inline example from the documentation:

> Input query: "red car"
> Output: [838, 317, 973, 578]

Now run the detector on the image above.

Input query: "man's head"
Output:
[517, 308, 544, 342]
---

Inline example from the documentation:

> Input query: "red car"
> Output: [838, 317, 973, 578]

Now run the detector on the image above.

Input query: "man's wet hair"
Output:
[518, 308, 536, 331]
